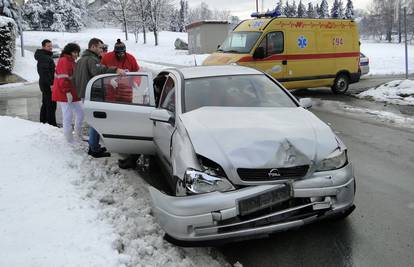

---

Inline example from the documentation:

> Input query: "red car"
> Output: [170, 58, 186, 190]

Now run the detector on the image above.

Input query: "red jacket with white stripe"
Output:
[52, 54, 80, 102]
[101, 52, 140, 103]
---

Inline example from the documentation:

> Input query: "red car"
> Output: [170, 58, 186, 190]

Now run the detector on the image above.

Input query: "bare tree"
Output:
[100, 0, 132, 40]
[147, 0, 173, 46]
[130, 0, 149, 43]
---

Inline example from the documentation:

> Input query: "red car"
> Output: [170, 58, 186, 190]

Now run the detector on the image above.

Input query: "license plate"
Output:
[238, 185, 292, 216]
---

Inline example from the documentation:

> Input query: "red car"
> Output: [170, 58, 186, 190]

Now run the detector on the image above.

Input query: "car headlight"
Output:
[184, 169, 235, 194]
[316, 149, 348, 171]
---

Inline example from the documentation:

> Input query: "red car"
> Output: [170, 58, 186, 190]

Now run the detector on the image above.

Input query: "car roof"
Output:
[177, 65, 262, 79]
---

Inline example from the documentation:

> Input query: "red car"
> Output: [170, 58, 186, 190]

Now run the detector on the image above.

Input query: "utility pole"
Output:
[256, 0, 258, 12]
[398, 1, 402, 43]
[404, 7, 408, 79]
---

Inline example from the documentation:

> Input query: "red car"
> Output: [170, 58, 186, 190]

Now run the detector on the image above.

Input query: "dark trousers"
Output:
[39, 83, 57, 126]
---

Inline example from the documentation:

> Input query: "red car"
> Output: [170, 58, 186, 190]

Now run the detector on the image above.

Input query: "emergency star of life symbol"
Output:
[298, 36, 307, 48]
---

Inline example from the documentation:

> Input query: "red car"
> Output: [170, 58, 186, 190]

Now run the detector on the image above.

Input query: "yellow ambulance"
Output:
[203, 12, 360, 94]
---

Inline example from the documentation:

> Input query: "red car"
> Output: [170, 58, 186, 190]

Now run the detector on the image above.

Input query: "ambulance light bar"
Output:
[251, 10, 281, 18]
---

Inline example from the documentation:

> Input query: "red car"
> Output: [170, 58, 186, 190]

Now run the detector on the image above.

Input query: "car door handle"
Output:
[93, 111, 107, 119]
[282, 60, 287, 65]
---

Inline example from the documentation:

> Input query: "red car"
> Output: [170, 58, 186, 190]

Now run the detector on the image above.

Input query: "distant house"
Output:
[186, 21, 231, 54]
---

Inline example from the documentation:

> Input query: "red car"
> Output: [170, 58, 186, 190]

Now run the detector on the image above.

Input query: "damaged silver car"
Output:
[84, 65, 356, 244]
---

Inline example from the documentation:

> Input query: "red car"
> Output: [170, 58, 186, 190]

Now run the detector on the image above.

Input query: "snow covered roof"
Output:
[185, 20, 230, 30]
[0, 16, 15, 28]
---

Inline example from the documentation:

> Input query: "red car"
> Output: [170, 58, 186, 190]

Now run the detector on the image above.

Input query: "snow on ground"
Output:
[342, 105, 414, 128]
[21, 28, 209, 67]
[357, 79, 414, 106]
[360, 41, 414, 75]
[0, 116, 229, 267]
[311, 98, 414, 130]
[11, 28, 414, 83]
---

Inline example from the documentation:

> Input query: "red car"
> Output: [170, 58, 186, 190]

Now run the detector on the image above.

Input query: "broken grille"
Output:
[237, 165, 309, 181]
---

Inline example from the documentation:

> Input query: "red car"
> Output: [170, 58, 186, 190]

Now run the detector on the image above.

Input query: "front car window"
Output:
[183, 75, 297, 112]
[219, 31, 262, 53]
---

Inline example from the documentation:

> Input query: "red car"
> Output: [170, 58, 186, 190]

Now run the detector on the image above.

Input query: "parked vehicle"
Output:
[84, 65, 356, 244]
[52, 44, 61, 58]
[203, 11, 361, 94]
[359, 52, 370, 76]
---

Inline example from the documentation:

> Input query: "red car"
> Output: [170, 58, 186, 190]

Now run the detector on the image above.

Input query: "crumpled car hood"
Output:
[179, 107, 338, 170]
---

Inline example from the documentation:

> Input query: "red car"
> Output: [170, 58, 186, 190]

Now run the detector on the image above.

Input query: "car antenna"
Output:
[193, 55, 198, 66]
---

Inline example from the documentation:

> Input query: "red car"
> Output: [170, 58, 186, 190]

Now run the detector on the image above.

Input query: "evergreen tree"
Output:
[291, 0, 297, 17]
[284, 0, 290, 17]
[307, 2, 316, 18]
[297, 0, 306, 18]
[345, 0, 354, 19]
[331, 0, 340, 18]
[338, 0, 344, 18]
[315, 3, 320, 18]
[319, 0, 329, 18]
[0, 0, 22, 31]
[50, 13, 65, 32]
[275, 0, 283, 15]
[23, 0, 85, 32]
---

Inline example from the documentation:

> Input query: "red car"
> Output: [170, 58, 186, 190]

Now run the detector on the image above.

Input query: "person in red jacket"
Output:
[101, 39, 141, 169]
[101, 39, 141, 103]
[52, 43, 82, 143]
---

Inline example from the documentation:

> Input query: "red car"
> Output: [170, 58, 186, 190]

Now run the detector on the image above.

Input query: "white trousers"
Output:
[59, 101, 84, 143]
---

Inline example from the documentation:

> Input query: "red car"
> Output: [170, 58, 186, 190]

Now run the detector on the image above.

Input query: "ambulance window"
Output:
[258, 31, 284, 56]
[267, 32, 284, 55]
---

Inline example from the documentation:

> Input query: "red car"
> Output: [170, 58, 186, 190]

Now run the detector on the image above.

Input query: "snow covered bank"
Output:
[10, 48, 38, 83]
[0, 116, 228, 267]
[360, 41, 414, 75]
[357, 79, 414, 106]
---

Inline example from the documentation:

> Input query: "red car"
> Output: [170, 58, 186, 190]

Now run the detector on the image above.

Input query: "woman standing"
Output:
[52, 43, 83, 143]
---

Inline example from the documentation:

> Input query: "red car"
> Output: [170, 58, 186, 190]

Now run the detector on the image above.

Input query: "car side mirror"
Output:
[150, 109, 174, 124]
[299, 98, 312, 109]
[253, 47, 265, 59]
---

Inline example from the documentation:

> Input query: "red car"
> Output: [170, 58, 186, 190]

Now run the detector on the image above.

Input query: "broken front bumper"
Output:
[149, 163, 355, 243]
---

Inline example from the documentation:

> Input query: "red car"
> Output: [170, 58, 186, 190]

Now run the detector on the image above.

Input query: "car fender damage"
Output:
[148, 162, 355, 243]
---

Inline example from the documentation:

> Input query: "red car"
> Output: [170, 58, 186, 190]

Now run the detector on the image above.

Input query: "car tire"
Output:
[331, 73, 350, 94]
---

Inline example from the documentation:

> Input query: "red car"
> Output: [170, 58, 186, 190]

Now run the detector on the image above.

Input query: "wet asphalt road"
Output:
[219, 99, 414, 267]
[1, 76, 414, 267]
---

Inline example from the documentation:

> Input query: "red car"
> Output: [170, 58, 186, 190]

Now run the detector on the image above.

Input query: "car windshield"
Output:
[183, 74, 297, 112]
[218, 32, 262, 53]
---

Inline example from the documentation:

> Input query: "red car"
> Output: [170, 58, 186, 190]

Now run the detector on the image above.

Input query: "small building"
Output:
[186, 21, 231, 54]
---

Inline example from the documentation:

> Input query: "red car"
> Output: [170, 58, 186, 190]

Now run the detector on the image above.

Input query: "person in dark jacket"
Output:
[72, 38, 125, 158]
[34, 39, 57, 126]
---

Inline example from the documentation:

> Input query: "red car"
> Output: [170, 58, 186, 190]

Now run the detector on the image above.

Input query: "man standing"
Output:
[101, 39, 140, 169]
[73, 38, 125, 158]
[34, 39, 57, 126]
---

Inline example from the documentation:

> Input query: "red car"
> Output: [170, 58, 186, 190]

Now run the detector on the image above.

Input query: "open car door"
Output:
[83, 73, 155, 154]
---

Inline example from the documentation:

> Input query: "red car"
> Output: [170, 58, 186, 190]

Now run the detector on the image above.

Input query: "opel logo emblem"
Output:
[268, 168, 281, 177]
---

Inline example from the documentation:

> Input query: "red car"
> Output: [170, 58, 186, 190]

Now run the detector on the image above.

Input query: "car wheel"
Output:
[331, 73, 350, 94]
